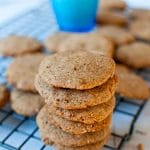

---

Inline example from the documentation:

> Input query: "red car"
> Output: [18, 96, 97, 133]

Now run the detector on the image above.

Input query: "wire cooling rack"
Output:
[0, 1, 148, 150]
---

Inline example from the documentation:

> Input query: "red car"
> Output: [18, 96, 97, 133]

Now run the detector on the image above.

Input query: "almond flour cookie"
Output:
[35, 74, 118, 109]
[129, 20, 150, 41]
[97, 10, 128, 26]
[116, 64, 149, 100]
[98, 25, 135, 46]
[39, 105, 112, 135]
[37, 108, 110, 147]
[0, 35, 43, 57]
[7, 54, 45, 92]
[47, 97, 115, 124]
[0, 85, 10, 107]
[11, 89, 44, 116]
[38, 51, 115, 90]
[116, 42, 150, 68]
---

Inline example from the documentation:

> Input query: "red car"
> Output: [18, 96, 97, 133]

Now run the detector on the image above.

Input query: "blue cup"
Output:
[51, 0, 98, 32]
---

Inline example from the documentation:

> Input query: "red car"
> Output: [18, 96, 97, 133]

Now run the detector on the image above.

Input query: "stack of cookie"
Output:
[35, 51, 118, 150]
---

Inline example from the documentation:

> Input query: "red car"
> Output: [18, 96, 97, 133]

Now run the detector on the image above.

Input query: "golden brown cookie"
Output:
[11, 89, 44, 116]
[35, 74, 118, 109]
[38, 51, 115, 90]
[0, 35, 43, 57]
[7, 54, 45, 92]
[129, 20, 150, 41]
[116, 42, 150, 68]
[116, 64, 149, 100]
[0, 85, 10, 107]
[100, 0, 127, 10]
[37, 107, 110, 147]
[98, 25, 135, 46]
[40, 105, 112, 135]
[97, 10, 128, 26]
[47, 97, 115, 124]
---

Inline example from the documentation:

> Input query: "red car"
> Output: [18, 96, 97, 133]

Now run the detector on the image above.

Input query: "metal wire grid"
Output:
[0, 1, 148, 150]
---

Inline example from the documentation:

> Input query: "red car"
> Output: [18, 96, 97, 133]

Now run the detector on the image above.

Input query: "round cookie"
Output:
[35, 74, 118, 109]
[98, 25, 135, 46]
[40, 105, 112, 135]
[129, 20, 150, 41]
[116, 64, 149, 100]
[0, 35, 43, 57]
[44, 32, 71, 53]
[47, 97, 115, 124]
[0, 85, 10, 107]
[11, 89, 44, 116]
[97, 10, 128, 26]
[7, 54, 45, 92]
[57, 33, 115, 57]
[37, 108, 110, 147]
[116, 42, 150, 69]
[38, 51, 115, 89]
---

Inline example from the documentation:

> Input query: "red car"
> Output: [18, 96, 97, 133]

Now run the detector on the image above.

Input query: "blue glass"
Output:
[51, 0, 98, 32]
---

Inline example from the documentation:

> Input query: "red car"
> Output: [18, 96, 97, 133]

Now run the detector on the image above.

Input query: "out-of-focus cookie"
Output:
[100, 0, 127, 10]
[40, 105, 112, 135]
[35, 74, 118, 109]
[37, 107, 110, 147]
[47, 97, 115, 124]
[0, 35, 43, 57]
[116, 64, 149, 100]
[11, 89, 44, 116]
[129, 20, 150, 41]
[0, 85, 10, 107]
[38, 51, 115, 90]
[7, 54, 45, 92]
[116, 42, 150, 68]
[97, 10, 128, 26]
[98, 26, 135, 46]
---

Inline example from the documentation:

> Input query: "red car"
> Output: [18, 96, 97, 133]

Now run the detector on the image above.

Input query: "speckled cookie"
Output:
[47, 97, 115, 124]
[57, 33, 115, 57]
[44, 32, 71, 53]
[7, 54, 45, 92]
[97, 10, 128, 26]
[0, 85, 10, 107]
[35, 74, 118, 109]
[116, 64, 149, 100]
[11, 89, 44, 116]
[129, 20, 150, 41]
[38, 51, 115, 90]
[39, 105, 112, 135]
[100, 0, 127, 10]
[0, 35, 43, 57]
[98, 25, 135, 46]
[116, 42, 150, 69]
[37, 107, 110, 147]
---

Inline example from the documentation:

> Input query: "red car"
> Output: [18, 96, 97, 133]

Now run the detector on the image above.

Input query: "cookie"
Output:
[98, 25, 135, 46]
[11, 89, 44, 116]
[116, 64, 149, 100]
[97, 10, 128, 26]
[47, 97, 115, 124]
[7, 54, 45, 92]
[37, 108, 110, 147]
[44, 32, 71, 53]
[0, 85, 10, 107]
[40, 105, 112, 135]
[57, 33, 115, 57]
[0, 35, 43, 57]
[116, 42, 150, 68]
[100, 0, 127, 10]
[38, 51, 115, 89]
[129, 20, 150, 41]
[35, 74, 118, 109]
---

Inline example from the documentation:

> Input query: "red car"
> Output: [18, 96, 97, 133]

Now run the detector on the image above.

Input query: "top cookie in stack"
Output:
[35, 51, 118, 150]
